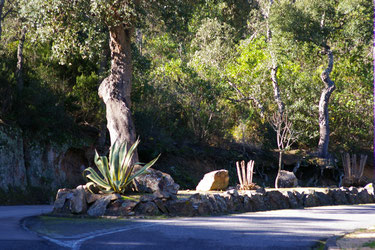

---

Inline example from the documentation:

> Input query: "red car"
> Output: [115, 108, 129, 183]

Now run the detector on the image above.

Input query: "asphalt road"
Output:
[2, 204, 375, 250]
[0, 205, 58, 250]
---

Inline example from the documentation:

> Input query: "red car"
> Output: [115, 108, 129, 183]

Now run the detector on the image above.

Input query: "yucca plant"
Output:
[236, 160, 257, 190]
[83, 139, 159, 194]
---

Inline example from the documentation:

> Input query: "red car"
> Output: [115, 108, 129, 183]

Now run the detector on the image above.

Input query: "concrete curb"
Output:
[324, 235, 341, 250]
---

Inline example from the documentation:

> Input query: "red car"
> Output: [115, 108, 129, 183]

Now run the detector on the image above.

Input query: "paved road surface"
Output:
[0, 205, 56, 250]
[2, 204, 375, 249]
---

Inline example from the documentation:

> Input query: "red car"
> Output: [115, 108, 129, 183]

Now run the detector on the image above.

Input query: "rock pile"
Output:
[53, 184, 375, 217]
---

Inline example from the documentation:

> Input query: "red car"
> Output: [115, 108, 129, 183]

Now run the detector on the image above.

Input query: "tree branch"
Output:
[227, 81, 265, 118]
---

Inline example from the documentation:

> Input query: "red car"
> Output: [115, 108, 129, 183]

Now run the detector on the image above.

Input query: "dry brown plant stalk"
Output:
[236, 160, 257, 190]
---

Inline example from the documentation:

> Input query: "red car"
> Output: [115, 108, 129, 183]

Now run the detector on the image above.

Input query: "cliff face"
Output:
[0, 125, 89, 191]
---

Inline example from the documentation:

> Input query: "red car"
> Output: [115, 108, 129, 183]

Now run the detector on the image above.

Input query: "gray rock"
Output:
[196, 170, 229, 191]
[266, 190, 290, 209]
[213, 194, 228, 213]
[330, 189, 348, 205]
[106, 200, 138, 216]
[153, 190, 177, 201]
[135, 202, 161, 216]
[85, 191, 102, 204]
[133, 167, 179, 195]
[282, 191, 301, 208]
[221, 193, 235, 211]
[207, 194, 220, 214]
[53, 188, 72, 210]
[303, 191, 320, 207]
[87, 195, 112, 217]
[166, 199, 195, 217]
[357, 188, 372, 204]
[191, 195, 214, 216]
[69, 185, 87, 214]
[275, 170, 298, 188]
[243, 195, 254, 212]
[315, 190, 333, 206]
[140, 194, 154, 203]
[248, 193, 267, 211]
[153, 199, 168, 214]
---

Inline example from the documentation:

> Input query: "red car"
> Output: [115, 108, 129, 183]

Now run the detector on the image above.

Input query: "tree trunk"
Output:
[0, 0, 5, 40]
[317, 48, 335, 158]
[265, 0, 285, 118]
[270, 56, 285, 117]
[16, 26, 27, 91]
[98, 25, 137, 160]
[278, 150, 283, 172]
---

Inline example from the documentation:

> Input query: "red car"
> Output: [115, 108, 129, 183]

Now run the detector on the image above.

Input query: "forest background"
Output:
[0, 0, 372, 193]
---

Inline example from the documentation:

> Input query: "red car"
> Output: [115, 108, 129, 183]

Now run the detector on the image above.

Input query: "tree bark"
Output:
[317, 48, 335, 158]
[16, 26, 27, 91]
[0, 0, 5, 39]
[98, 25, 137, 160]
[270, 56, 285, 117]
[265, 0, 285, 118]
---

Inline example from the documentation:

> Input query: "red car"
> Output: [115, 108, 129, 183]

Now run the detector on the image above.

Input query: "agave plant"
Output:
[83, 139, 159, 194]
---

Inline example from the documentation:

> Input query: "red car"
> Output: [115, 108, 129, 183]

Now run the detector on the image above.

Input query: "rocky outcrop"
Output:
[0, 125, 179, 197]
[196, 170, 229, 191]
[0, 126, 27, 189]
[53, 185, 375, 218]
[0, 125, 88, 191]
[275, 170, 298, 188]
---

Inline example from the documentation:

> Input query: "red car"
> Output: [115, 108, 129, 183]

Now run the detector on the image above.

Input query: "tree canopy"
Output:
[0, 0, 372, 159]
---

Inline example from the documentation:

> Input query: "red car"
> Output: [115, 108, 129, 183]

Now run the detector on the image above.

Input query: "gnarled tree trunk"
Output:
[16, 26, 27, 91]
[0, 0, 5, 39]
[317, 48, 335, 158]
[98, 25, 137, 160]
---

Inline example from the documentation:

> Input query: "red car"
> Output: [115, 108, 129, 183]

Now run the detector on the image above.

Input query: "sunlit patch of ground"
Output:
[336, 226, 375, 249]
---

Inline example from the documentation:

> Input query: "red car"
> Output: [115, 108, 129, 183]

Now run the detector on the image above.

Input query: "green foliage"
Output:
[84, 139, 160, 194]
[72, 72, 105, 126]
[0, 0, 372, 168]
[363, 240, 375, 248]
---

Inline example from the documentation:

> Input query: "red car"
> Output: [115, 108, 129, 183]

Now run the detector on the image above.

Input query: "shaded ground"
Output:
[23, 204, 375, 250]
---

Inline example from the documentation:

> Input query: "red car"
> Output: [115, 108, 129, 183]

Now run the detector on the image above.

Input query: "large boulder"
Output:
[196, 169, 229, 191]
[133, 167, 180, 195]
[87, 195, 112, 217]
[69, 185, 87, 214]
[275, 170, 298, 188]
[53, 188, 73, 213]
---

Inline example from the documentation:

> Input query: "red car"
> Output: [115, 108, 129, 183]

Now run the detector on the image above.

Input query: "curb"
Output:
[324, 235, 341, 250]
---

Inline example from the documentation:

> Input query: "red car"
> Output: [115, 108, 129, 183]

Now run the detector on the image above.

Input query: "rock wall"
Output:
[0, 126, 27, 189]
[0, 125, 88, 191]
[53, 185, 375, 217]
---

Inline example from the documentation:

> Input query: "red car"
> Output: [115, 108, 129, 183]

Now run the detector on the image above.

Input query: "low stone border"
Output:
[52, 185, 375, 217]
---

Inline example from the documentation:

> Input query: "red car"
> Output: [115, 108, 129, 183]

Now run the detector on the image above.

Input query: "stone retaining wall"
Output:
[53, 185, 375, 217]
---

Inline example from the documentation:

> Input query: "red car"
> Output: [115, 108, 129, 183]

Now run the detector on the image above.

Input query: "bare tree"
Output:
[269, 112, 298, 174]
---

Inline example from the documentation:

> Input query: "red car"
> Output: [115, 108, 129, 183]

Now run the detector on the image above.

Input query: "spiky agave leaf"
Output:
[94, 151, 111, 183]
[83, 167, 111, 190]
[83, 139, 160, 194]
[109, 140, 121, 183]
[121, 154, 160, 188]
